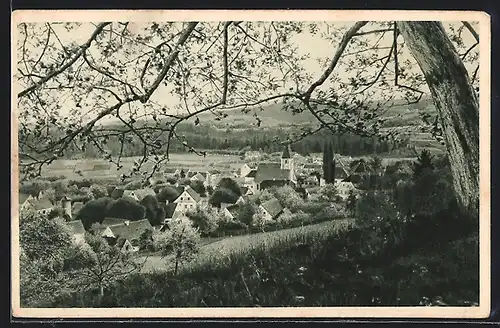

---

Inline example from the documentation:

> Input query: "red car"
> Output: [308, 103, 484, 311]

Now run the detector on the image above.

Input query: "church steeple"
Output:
[281, 145, 293, 170]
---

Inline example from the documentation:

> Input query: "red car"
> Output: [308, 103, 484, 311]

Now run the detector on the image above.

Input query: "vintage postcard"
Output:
[11, 10, 491, 319]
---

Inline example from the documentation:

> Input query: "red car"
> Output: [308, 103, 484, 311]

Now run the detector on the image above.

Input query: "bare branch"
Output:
[462, 21, 479, 43]
[140, 22, 198, 103]
[222, 22, 230, 104]
[303, 21, 368, 101]
[18, 22, 111, 98]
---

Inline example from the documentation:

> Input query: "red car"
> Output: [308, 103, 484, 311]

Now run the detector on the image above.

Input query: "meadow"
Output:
[139, 218, 354, 274]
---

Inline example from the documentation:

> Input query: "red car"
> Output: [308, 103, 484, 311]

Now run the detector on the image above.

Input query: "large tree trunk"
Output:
[398, 21, 480, 212]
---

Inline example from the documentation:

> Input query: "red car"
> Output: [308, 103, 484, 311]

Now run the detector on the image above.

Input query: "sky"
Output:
[14, 20, 479, 125]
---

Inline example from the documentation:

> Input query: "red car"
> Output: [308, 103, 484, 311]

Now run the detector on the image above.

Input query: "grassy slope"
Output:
[84, 218, 478, 308]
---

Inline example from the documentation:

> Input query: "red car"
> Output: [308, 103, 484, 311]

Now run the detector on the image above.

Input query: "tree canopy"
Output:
[15, 19, 480, 209]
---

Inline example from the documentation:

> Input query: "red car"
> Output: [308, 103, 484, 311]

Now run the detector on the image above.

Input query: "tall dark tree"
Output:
[323, 140, 335, 184]
[413, 149, 435, 180]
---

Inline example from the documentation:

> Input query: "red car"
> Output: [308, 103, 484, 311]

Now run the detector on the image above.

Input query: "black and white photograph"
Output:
[11, 10, 490, 318]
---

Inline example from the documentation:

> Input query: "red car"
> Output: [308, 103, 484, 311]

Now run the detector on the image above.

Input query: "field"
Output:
[139, 218, 354, 274]
[35, 153, 246, 180]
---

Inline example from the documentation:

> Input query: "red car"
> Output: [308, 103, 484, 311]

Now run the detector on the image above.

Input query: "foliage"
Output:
[216, 177, 242, 197]
[236, 202, 257, 226]
[185, 206, 220, 236]
[318, 184, 338, 202]
[189, 180, 206, 197]
[209, 187, 239, 208]
[139, 229, 155, 251]
[106, 197, 146, 222]
[322, 140, 335, 183]
[271, 185, 305, 213]
[156, 186, 182, 203]
[154, 217, 201, 275]
[89, 184, 108, 199]
[76, 197, 114, 229]
[140, 194, 163, 226]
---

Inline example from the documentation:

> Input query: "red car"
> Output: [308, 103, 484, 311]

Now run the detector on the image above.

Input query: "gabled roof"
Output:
[281, 145, 292, 159]
[182, 186, 202, 203]
[334, 165, 351, 179]
[260, 198, 284, 219]
[67, 220, 85, 235]
[116, 238, 132, 249]
[350, 160, 370, 174]
[254, 163, 291, 184]
[109, 219, 153, 241]
[245, 169, 257, 178]
[33, 197, 54, 210]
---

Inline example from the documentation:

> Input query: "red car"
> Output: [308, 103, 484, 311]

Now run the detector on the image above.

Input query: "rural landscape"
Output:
[15, 18, 480, 309]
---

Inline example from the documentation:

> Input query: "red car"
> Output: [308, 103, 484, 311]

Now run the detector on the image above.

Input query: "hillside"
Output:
[196, 96, 437, 129]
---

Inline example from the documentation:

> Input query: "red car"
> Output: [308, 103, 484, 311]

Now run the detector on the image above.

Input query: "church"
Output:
[252, 145, 297, 192]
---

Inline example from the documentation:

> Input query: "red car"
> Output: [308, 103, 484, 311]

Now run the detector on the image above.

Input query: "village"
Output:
[20, 145, 369, 254]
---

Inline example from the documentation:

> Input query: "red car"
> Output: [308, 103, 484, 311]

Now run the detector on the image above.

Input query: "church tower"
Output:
[281, 145, 293, 170]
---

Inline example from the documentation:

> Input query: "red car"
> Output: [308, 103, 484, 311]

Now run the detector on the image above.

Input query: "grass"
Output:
[139, 219, 354, 274]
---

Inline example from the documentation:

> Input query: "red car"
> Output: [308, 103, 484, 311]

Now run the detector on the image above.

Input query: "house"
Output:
[19, 193, 35, 212]
[188, 171, 209, 184]
[172, 185, 202, 212]
[244, 151, 261, 161]
[66, 220, 86, 244]
[116, 238, 137, 253]
[32, 197, 55, 216]
[95, 225, 116, 239]
[122, 188, 156, 202]
[107, 219, 153, 247]
[298, 174, 320, 188]
[334, 164, 351, 184]
[336, 181, 357, 201]
[259, 198, 284, 221]
[223, 204, 240, 220]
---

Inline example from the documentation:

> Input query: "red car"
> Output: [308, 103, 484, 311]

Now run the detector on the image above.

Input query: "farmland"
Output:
[33, 153, 246, 180]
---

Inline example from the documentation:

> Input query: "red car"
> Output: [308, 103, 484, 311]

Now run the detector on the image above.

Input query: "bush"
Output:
[186, 207, 220, 236]
[272, 185, 304, 212]
[89, 184, 108, 199]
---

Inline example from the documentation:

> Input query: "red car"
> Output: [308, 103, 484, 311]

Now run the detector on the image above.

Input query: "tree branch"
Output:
[462, 21, 479, 43]
[303, 21, 368, 101]
[18, 22, 111, 98]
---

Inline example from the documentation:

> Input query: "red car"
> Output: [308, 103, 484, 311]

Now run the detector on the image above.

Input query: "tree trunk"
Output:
[174, 258, 179, 275]
[398, 21, 480, 212]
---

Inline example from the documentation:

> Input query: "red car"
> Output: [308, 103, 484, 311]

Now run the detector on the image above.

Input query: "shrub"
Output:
[186, 206, 220, 236]
[157, 186, 182, 203]
[272, 185, 304, 212]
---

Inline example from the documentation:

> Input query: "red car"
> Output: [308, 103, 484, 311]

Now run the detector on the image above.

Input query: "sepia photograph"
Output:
[11, 10, 490, 319]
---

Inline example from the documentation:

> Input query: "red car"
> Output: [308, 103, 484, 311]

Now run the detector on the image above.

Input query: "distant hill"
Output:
[195, 96, 437, 129]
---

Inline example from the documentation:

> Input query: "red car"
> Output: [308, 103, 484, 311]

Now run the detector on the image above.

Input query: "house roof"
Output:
[260, 198, 283, 218]
[109, 219, 153, 241]
[240, 186, 249, 195]
[183, 186, 202, 203]
[165, 203, 179, 218]
[67, 220, 86, 235]
[351, 160, 370, 174]
[281, 145, 292, 159]
[102, 217, 129, 227]
[116, 238, 131, 248]
[33, 197, 54, 210]
[254, 163, 291, 184]
[334, 165, 351, 179]
[245, 169, 257, 178]
[124, 188, 156, 201]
